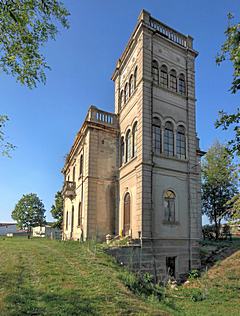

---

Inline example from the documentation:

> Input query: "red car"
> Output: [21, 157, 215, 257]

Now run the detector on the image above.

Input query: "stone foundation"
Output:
[107, 239, 201, 281]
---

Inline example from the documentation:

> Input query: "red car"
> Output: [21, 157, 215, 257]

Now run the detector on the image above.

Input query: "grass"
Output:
[0, 237, 240, 316]
[0, 237, 168, 316]
[165, 238, 240, 316]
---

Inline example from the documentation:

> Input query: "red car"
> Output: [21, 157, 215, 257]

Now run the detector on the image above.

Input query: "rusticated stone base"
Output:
[106, 239, 201, 281]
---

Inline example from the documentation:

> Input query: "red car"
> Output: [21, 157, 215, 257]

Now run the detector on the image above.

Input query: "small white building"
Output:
[0, 223, 17, 236]
[32, 225, 61, 239]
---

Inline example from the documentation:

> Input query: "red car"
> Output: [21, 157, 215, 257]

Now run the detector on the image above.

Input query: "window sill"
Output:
[162, 220, 180, 226]
[119, 155, 138, 170]
[154, 153, 188, 162]
[153, 83, 187, 99]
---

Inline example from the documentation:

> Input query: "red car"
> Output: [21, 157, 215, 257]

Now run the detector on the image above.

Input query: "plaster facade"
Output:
[62, 10, 203, 279]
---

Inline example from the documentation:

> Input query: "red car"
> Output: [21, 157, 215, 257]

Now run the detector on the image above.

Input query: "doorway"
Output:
[123, 193, 130, 236]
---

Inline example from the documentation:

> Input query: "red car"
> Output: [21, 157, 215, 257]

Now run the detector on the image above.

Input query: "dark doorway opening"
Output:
[166, 256, 176, 277]
[123, 193, 130, 236]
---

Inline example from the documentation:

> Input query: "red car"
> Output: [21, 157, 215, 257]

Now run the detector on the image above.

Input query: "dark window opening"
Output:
[152, 60, 159, 84]
[164, 121, 174, 156]
[170, 70, 177, 92]
[160, 65, 168, 88]
[166, 257, 176, 277]
[179, 74, 186, 95]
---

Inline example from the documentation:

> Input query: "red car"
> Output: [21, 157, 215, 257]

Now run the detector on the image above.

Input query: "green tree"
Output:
[202, 141, 238, 239]
[12, 193, 46, 237]
[0, 0, 69, 88]
[0, 115, 15, 157]
[215, 13, 240, 156]
[0, 0, 69, 156]
[50, 191, 63, 229]
[227, 193, 240, 222]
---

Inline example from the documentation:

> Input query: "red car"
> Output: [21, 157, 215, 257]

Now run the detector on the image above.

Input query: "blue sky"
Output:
[0, 0, 239, 224]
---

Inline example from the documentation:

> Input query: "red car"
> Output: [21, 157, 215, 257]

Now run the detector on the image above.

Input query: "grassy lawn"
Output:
[166, 238, 240, 316]
[0, 237, 168, 316]
[0, 237, 240, 316]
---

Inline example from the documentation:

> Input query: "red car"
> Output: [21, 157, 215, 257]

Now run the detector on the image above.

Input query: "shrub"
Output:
[188, 269, 201, 279]
[191, 289, 206, 302]
[202, 224, 215, 240]
[120, 271, 165, 301]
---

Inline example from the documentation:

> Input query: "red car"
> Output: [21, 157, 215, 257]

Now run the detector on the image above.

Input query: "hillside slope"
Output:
[0, 238, 168, 316]
[168, 239, 240, 316]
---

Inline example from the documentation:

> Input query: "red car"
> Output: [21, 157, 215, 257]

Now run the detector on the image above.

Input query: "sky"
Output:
[0, 0, 239, 224]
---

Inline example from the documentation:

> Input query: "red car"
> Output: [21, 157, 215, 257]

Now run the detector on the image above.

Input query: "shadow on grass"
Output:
[4, 288, 100, 316]
[1, 271, 164, 316]
[200, 238, 240, 271]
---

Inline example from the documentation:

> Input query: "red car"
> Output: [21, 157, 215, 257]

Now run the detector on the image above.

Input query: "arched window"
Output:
[123, 192, 130, 236]
[71, 205, 74, 232]
[78, 202, 82, 226]
[160, 65, 168, 88]
[164, 121, 174, 156]
[177, 125, 186, 159]
[126, 130, 131, 162]
[79, 155, 83, 176]
[120, 136, 125, 166]
[124, 83, 129, 103]
[134, 67, 138, 89]
[132, 122, 137, 157]
[169, 69, 177, 92]
[72, 166, 75, 182]
[120, 90, 124, 109]
[129, 75, 133, 97]
[65, 211, 68, 230]
[164, 190, 175, 222]
[152, 117, 161, 154]
[152, 60, 159, 84]
[179, 74, 186, 95]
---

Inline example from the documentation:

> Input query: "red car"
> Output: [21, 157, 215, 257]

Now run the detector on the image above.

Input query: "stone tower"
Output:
[62, 10, 203, 279]
[112, 10, 202, 278]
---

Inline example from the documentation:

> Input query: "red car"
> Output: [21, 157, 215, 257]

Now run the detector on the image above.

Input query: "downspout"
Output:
[81, 142, 85, 241]
[186, 51, 192, 272]
[150, 31, 158, 283]
[116, 68, 121, 236]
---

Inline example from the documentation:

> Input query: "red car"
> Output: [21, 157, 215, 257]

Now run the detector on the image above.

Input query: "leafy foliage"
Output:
[11, 193, 46, 234]
[202, 224, 216, 240]
[120, 272, 165, 301]
[202, 141, 238, 239]
[50, 191, 63, 229]
[227, 193, 240, 221]
[215, 13, 240, 156]
[0, 0, 69, 88]
[0, 115, 15, 157]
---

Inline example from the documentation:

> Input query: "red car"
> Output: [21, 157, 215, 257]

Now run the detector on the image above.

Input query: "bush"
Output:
[188, 269, 201, 279]
[120, 272, 165, 301]
[202, 224, 215, 240]
[191, 289, 206, 302]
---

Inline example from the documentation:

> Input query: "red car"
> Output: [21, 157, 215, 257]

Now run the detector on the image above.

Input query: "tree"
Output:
[0, 115, 15, 157]
[12, 193, 46, 237]
[50, 191, 63, 229]
[227, 193, 240, 222]
[215, 13, 240, 156]
[0, 1, 69, 156]
[0, 0, 69, 88]
[202, 141, 238, 239]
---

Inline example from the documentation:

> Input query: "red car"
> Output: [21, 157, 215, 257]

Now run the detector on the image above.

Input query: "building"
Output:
[0, 223, 17, 236]
[32, 225, 61, 239]
[62, 10, 203, 279]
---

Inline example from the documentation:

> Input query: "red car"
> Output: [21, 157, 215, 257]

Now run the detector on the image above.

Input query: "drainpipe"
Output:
[186, 51, 192, 272]
[150, 31, 158, 283]
[81, 141, 85, 241]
